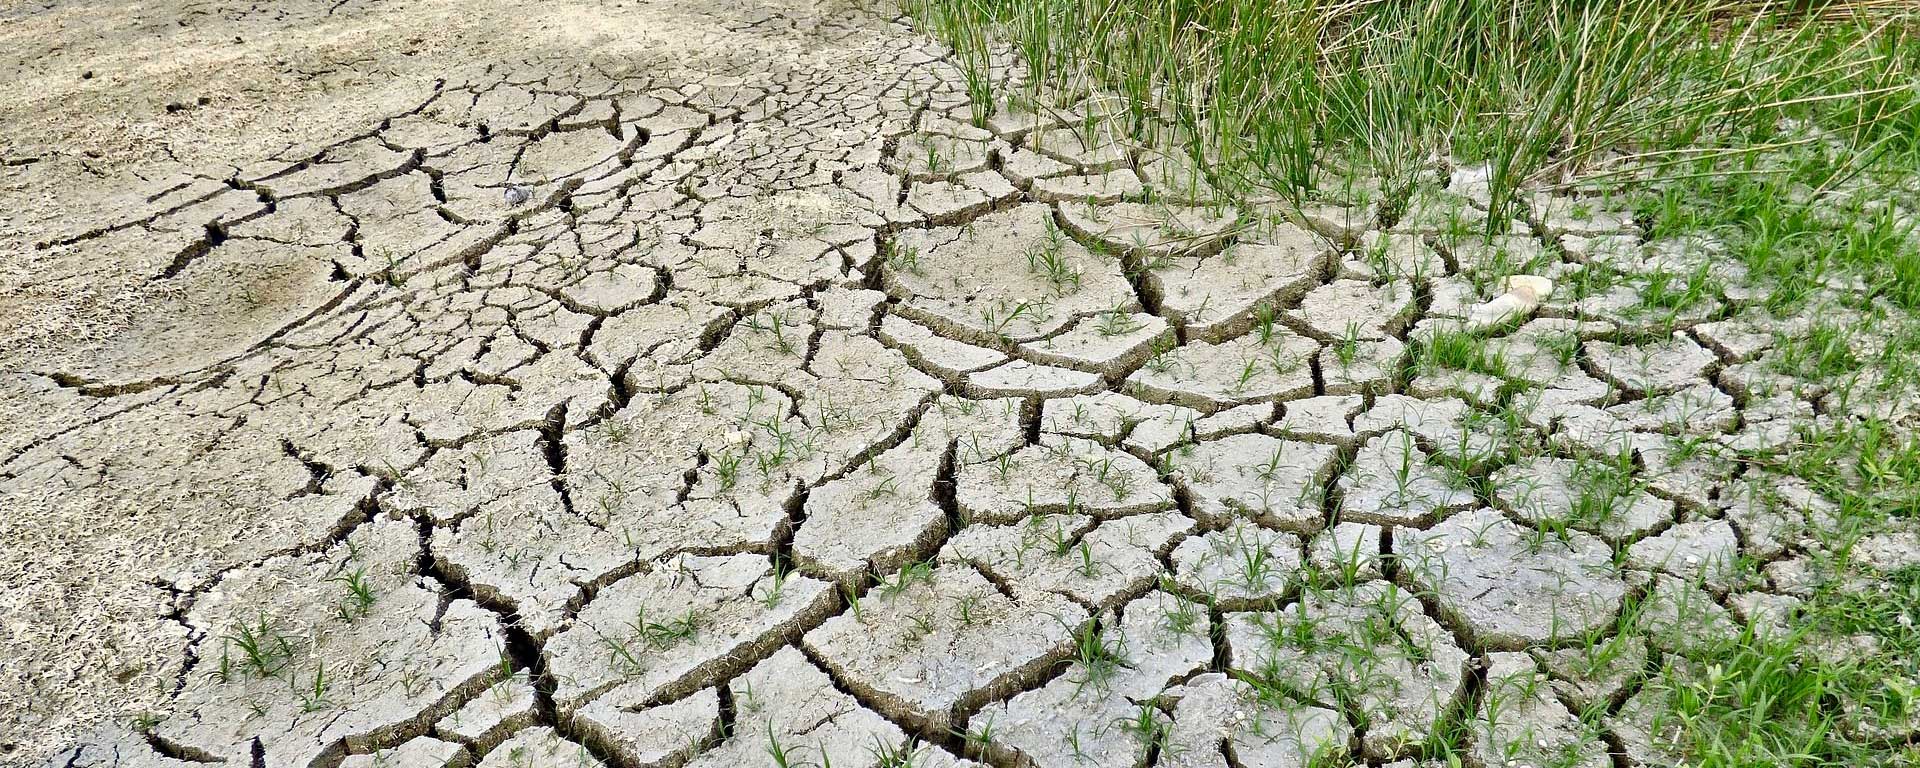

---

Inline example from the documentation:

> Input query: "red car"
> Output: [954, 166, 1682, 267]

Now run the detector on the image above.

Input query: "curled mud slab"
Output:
[4, 0, 1913, 765]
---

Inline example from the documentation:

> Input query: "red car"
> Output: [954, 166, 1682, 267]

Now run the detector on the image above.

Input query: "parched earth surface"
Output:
[4, 1, 1916, 767]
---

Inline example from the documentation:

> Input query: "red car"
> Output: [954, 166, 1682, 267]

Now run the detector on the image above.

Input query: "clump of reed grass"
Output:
[907, 0, 1919, 216]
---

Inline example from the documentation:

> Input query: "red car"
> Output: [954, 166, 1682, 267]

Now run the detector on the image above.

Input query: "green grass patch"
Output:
[908, 0, 1920, 216]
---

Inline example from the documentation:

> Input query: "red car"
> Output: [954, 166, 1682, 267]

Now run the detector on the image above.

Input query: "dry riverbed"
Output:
[3, 0, 1916, 766]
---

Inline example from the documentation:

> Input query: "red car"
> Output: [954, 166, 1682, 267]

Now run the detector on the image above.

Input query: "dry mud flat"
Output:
[2, 0, 1917, 766]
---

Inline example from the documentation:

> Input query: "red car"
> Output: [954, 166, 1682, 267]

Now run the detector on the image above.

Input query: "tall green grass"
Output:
[907, 0, 1920, 213]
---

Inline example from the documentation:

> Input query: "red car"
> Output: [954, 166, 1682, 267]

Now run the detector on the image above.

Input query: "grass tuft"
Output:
[908, 0, 1919, 217]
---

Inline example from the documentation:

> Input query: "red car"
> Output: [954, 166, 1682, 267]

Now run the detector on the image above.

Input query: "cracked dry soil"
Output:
[0, 1, 1902, 767]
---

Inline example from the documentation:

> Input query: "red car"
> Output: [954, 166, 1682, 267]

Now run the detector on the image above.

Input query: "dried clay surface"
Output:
[1, 0, 1904, 765]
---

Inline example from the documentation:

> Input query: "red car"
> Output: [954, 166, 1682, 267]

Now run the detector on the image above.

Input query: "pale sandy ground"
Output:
[1, 0, 857, 366]
[0, 0, 888, 757]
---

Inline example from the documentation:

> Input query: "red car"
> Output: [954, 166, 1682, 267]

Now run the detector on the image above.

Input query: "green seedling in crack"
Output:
[332, 567, 377, 621]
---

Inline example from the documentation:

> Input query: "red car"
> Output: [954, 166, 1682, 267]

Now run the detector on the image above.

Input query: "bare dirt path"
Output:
[1, 1, 1890, 766]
